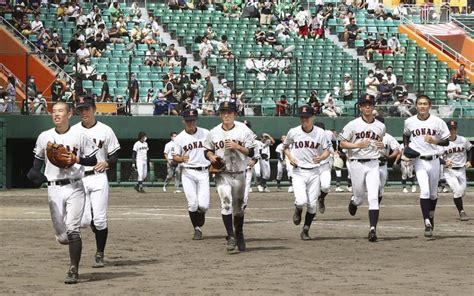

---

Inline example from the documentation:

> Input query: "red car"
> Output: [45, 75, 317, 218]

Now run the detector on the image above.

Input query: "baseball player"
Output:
[163, 132, 182, 193]
[275, 135, 291, 191]
[256, 133, 274, 192]
[28, 101, 98, 284]
[340, 94, 385, 242]
[394, 145, 416, 193]
[314, 122, 335, 214]
[403, 95, 450, 237]
[204, 101, 256, 253]
[284, 106, 331, 240]
[172, 109, 211, 240]
[132, 131, 149, 193]
[243, 120, 259, 207]
[442, 120, 472, 221]
[74, 96, 120, 268]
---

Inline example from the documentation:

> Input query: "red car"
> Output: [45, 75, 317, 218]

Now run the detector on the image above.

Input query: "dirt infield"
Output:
[0, 188, 473, 295]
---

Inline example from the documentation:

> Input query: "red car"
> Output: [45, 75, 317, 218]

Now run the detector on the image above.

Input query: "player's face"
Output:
[416, 98, 431, 115]
[281, 135, 286, 142]
[184, 119, 197, 130]
[359, 102, 374, 116]
[220, 110, 235, 125]
[449, 128, 457, 137]
[78, 106, 95, 123]
[51, 103, 71, 127]
[299, 116, 312, 127]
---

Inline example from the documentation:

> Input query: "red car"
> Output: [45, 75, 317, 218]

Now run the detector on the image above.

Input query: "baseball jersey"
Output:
[34, 127, 98, 181]
[204, 121, 257, 173]
[382, 133, 399, 157]
[320, 130, 336, 165]
[164, 141, 175, 160]
[340, 117, 386, 160]
[260, 139, 272, 159]
[284, 125, 331, 169]
[443, 136, 472, 167]
[404, 114, 450, 156]
[173, 127, 210, 168]
[72, 121, 120, 171]
[275, 143, 285, 161]
[133, 140, 149, 161]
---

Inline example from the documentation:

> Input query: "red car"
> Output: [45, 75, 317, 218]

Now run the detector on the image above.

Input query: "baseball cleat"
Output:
[335, 187, 343, 192]
[257, 185, 264, 192]
[64, 266, 79, 284]
[348, 200, 358, 216]
[134, 185, 140, 192]
[236, 233, 246, 251]
[403, 187, 408, 194]
[411, 185, 416, 193]
[288, 186, 293, 193]
[193, 229, 203, 240]
[93, 252, 105, 268]
[226, 236, 238, 253]
[263, 187, 271, 193]
[347, 186, 352, 192]
[368, 228, 377, 242]
[300, 226, 311, 240]
[293, 208, 303, 225]
[174, 189, 182, 193]
[424, 224, 433, 238]
[318, 198, 325, 214]
[162, 185, 167, 192]
[459, 210, 469, 221]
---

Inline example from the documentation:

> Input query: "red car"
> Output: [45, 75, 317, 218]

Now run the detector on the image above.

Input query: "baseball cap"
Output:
[344, 73, 351, 78]
[75, 96, 95, 108]
[219, 101, 237, 112]
[298, 105, 314, 117]
[357, 93, 375, 105]
[182, 109, 198, 121]
[396, 92, 404, 98]
[447, 120, 457, 129]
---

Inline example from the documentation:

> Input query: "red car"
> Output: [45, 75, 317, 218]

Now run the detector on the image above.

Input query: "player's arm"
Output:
[466, 149, 473, 168]
[27, 157, 47, 187]
[224, 140, 250, 156]
[263, 133, 275, 145]
[283, 145, 297, 167]
[424, 136, 449, 146]
[339, 139, 369, 150]
[132, 150, 137, 168]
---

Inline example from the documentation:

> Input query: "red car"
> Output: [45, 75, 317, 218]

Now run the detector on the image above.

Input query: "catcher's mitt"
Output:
[209, 156, 226, 173]
[403, 147, 420, 159]
[46, 142, 76, 168]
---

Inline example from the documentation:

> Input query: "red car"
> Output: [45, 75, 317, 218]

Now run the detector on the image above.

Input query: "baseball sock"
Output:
[95, 228, 108, 253]
[234, 215, 244, 235]
[369, 210, 379, 228]
[67, 233, 82, 270]
[197, 211, 206, 227]
[453, 197, 464, 212]
[420, 199, 431, 225]
[319, 191, 328, 201]
[304, 212, 315, 228]
[277, 180, 281, 188]
[138, 181, 143, 186]
[189, 211, 199, 228]
[429, 199, 438, 227]
[222, 214, 234, 237]
[378, 195, 383, 204]
[402, 179, 406, 188]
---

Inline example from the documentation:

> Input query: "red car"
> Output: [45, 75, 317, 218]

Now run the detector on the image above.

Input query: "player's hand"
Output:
[358, 139, 370, 149]
[374, 141, 384, 149]
[313, 155, 322, 164]
[94, 161, 109, 172]
[224, 140, 239, 150]
[182, 155, 190, 163]
[465, 161, 472, 169]
[247, 159, 256, 168]
[62, 152, 78, 164]
[445, 160, 452, 168]
[289, 157, 297, 167]
[208, 154, 218, 164]
[424, 135, 435, 144]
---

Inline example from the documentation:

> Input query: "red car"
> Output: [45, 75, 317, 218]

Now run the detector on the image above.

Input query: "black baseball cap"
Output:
[357, 93, 375, 106]
[75, 96, 95, 108]
[298, 105, 314, 117]
[219, 101, 237, 112]
[447, 120, 457, 129]
[182, 108, 198, 120]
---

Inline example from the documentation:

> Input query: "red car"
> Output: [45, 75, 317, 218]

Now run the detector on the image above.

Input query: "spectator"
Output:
[19, 15, 32, 36]
[190, 66, 203, 91]
[68, 34, 81, 53]
[375, 32, 390, 55]
[322, 3, 335, 25]
[30, 14, 43, 34]
[51, 75, 64, 103]
[76, 8, 88, 30]
[254, 25, 266, 45]
[275, 95, 289, 116]
[199, 36, 213, 68]
[26, 76, 38, 100]
[377, 77, 393, 104]
[374, 3, 387, 19]
[108, 24, 125, 44]
[217, 35, 234, 59]
[90, 33, 106, 57]
[145, 47, 159, 66]
[205, 24, 217, 40]
[390, 91, 415, 116]
[265, 26, 277, 45]
[56, 2, 67, 21]
[315, 0, 324, 13]
[62, 82, 74, 102]
[278, 28, 291, 41]
[393, 0, 408, 20]
[179, 87, 198, 111]
[453, 64, 467, 84]
[342, 73, 353, 101]
[160, 74, 178, 105]
[176, 68, 190, 92]
[366, 0, 379, 14]
[260, 0, 273, 25]
[374, 67, 384, 82]
[115, 16, 128, 36]
[130, 1, 142, 21]
[78, 59, 97, 81]
[203, 75, 215, 115]
[6, 75, 16, 113]
[36, 28, 51, 51]
[364, 34, 377, 61]
[387, 35, 404, 53]
[128, 73, 140, 103]
[33, 94, 48, 114]
[65, 1, 80, 22]
[336, 1, 349, 19]
[100, 74, 111, 102]
[223, 0, 241, 17]
[47, 32, 61, 52]
[322, 93, 341, 117]
[344, 18, 362, 47]
[307, 90, 322, 114]
[166, 43, 180, 61]
[385, 66, 397, 86]
[295, 6, 310, 38]
[469, 86, 474, 101]
[12, 4, 25, 29]
[142, 23, 158, 45]
[147, 15, 160, 34]
[109, 1, 123, 21]
[219, 79, 232, 99]
[146, 88, 155, 103]
[76, 42, 91, 62]
[130, 22, 143, 43]
[53, 45, 69, 68]
[447, 79, 469, 100]
[168, 0, 179, 10]
[343, 11, 354, 26]
[365, 70, 380, 97]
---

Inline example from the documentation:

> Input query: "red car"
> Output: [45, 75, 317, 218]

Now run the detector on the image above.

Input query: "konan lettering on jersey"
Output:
[444, 146, 465, 154]
[411, 128, 437, 137]
[183, 141, 204, 153]
[213, 139, 244, 149]
[293, 141, 321, 149]
[355, 131, 382, 141]
[92, 139, 105, 149]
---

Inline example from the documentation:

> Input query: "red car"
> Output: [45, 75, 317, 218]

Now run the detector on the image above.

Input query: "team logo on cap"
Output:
[190, 110, 195, 116]
[302, 107, 307, 113]
[78, 97, 85, 104]
[224, 102, 229, 107]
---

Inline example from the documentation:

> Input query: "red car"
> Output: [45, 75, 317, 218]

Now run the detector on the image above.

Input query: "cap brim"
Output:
[219, 107, 236, 112]
[76, 103, 95, 109]
[183, 116, 197, 121]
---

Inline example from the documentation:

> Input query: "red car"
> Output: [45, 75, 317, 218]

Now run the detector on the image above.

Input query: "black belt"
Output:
[185, 166, 208, 171]
[451, 167, 464, 170]
[419, 155, 439, 160]
[351, 159, 377, 163]
[298, 167, 318, 170]
[84, 170, 96, 176]
[225, 171, 244, 175]
[48, 178, 80, 186]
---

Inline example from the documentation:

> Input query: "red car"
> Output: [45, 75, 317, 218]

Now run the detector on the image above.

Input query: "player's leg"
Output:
[88, 174, 109, 267]
[414, 159, 434, 237]
[182, 170, 202, 239]
[244, 167, 253, 207]
[348, 161, 368, 216]
[427, 159, 441, 230]
[408, 164, 416, 192]
[231, 173, 246, 251]
[136, 161, 145, 192]
[215, 174, 235, 252]
[196, 170, 211, 228]
[254, 161, 263, 192]
[276, 161, 284, 190]
[286, 161, 294, 193]
[80, 181, 92, 229]
[163, 164, 173, 191]
[302, 172, 320, 240]
[291, 169, 307, 227]
[48, 186, 68, 245]
[401, 162, 408, 193]
[446, 169, 468, 220]
[174, 164, 182, 193]
[318, 164, 331, 214]
[366, 162, 381, 242]
[378, 165, 388, 204]
[346, 160, 352, 192]
[261, 160, 271, 192]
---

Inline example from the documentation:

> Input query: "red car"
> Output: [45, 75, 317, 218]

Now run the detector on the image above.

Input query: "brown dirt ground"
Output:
[0, 187, 473, 295]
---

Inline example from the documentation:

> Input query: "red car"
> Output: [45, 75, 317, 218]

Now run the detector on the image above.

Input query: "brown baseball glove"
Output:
[46, 142, 76, 168]
[209, 156, 226, 173]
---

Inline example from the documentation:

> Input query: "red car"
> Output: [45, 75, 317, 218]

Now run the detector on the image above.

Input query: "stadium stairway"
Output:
[452, 14, 474, 37]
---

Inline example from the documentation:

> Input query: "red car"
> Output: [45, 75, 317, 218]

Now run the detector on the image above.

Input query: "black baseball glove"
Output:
[403, 147, 420, 159]
[27, 168, 47, 187]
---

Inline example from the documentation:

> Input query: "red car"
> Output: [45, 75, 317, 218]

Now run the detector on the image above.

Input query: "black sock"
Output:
[378, 195, 383, 204]
[348, 179, 352, 187]
[138, 181, 143, 186]
[222, 214, 234, 237]
[277, 180, 281, 187]
[263, 179, 267, 187]
[369, 210, 379, 228]
[402, 179, 406, 187]
[189, 211, 199, 228]
[319, 191, 328, 201]
[454, 197, 464, 212]
[335, 176, 341, 186]
[234, 215, 244, 235]
[197, 211, 206, 227]
[67, 233, 82, 270]
[430, 199, 438, 227]
[304, 212, 315, 228]
[95, 228, 108, 253]
[420, 199, 431, 222]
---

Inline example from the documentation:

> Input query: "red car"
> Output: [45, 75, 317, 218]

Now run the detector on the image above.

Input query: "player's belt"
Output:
[84, 170, 103, 176]
[47, 178, 80, 186]
[225, 171, 245, 174]
[184, 166, 209, 171]
[451, 167, 464, 170]
[419, 155, 439, 160]
[351, 159, 377, 163]
[298, 167, 318, 170]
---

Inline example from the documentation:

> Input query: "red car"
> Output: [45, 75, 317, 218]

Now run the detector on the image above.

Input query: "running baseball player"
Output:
[314, 122, 335, 214]
[256, 133, 274, 192]
[204, 101, 256, 253]
[28, 101, 98, 284]
[172, 109, 211, 240]
[163, 132, 182, 193]
[74, 96, 120, 268]
[275, 135, 292, 191]
[403, 95, 450, 237]
[284, 106, 331, 240]
[243, 120, 259, 207]
[442, 120, 472, 221]
[132, 132, 149, 193]
[394, 145, 417, 193]
[340, 94, 385, 242]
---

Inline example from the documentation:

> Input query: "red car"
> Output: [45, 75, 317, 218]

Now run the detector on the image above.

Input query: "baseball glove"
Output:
[209, 156, 226, 173]
[46, 142, 76, 168]
[27, 167, 47, 187]
[403, 147, 421, 159]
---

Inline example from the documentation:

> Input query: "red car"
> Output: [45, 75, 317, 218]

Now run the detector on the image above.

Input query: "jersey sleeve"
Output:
[106, 128, 121, 156]
[388, 135, 400, 150]
[243, 128, 257, 149]
[133, 142, 139, 152]
[283, 129, 294, 147]
[171, 140, 182, 155]
[33, 132, 46, 160]
[203, 131, 215, 151]
[80, 133, 98, 158]
[339, 121, 353, 142]
[438, 119, 450, 140]
[464, 137, 472, 151]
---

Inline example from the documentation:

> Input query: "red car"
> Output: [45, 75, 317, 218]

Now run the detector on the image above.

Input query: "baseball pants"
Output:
[319, 162, 332, 193]
[244, 166, 254, 207]
[285, 158, 293, 179]
[48, 180, 85, 244]
[414, 158, 440, 200]
[350, 160, 380, 210]
[292, 167, 321, 214]
[401, 160, 414, 179]
[379, 164, 388, 196]
[215, 172, 246, 217]
[81, 172, 109, 230]
[182, 168, 210, 212]
[276, 161, 286, 181]
[444, 167, 467, 198]
[166, 164, 182, 188]
[137, 160, 148, 182]
[259, 159, 270, 180]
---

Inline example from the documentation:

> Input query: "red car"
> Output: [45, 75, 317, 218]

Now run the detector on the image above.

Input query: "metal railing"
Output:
[451, 17, 474, 35]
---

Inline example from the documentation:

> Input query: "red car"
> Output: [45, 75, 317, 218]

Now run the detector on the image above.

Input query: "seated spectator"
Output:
[178, 0, 188, 10]
[385, 66, 397, 86]
[68, 34, 81, 53]
[336, 1, 349, 19]
[109, 1, 123, 21]
[27, 75, 38, 100]
[19, 15, 32, 36]
[176, 68, 190, 92]
[168, 0, 179, 10]
[51, 75, 64, 103]
[295, 6, 310, 38]
[365, 70, 380, 97]
[307, 90, 322, 114]
[53, 46, 69, 68]
[254, 25, 266, 45]
[219, 79, 232, 99]
[260, 0, 274, 25]
[390, 91, 415, 116]
[343, 11, 354, 26]
[453, 64, 467, 84]
[278, 29, 291, 41]
[65, 1, 80, 22]
[130, 22, 143, 43]
[76, 42, 91, 62]
[76, 8, 88, 30]
[33, 94, 48, 114]
[322, 3, 335, 24]
[78, 59, 97, 81]
[130, 1, 142, 21]
[100, 74, 112, 102]
[199, 36, 213, 68]
[145, 47, 159, 66]
[116, 16, 128, 36]
[374, 3, 387, 19]
[322, 93, 341, 117]
[393, 0, 408, 20]
[142, 23, 158, 45]
[90, 33, 107, 57]
[344, 18, 362, 47]
[218, 35, 234, 59]
[364, 34, 377, 61]
[265, 26, 277, 45]
[276, 95, 290, 116]
[108, 25, 125, 44]
[56, 2, 67, 21]
[375, 32, 390, 55]
[366, 0, 379, 14]
[342, 73, 353, 101]
[377, 77, 393, 104]
[12, 4, 25, 29]
[147, 15, 160, 34]
[36, 29, 51, 51]
[47, 32, 61, 52]
[447, 79, 469, 100]
[190, 66, 203, 91]
[223, 0, 241, 17]
[30, 14, 43, 35]
[387, 35, 404, 54]
[205, 24, 217, 40]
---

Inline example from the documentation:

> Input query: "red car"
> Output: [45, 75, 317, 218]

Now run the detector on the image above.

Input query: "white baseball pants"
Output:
[319, 162, 332, 193]
[292, 167, 321, 214]
[350, 160, 380, 210]
[444, 167, 467, 198]
[215, 172, 246, 216]
[182, 168, 210, 212]
[137, 160, 147, 182]
[379, 164, 388, 196]
[81, 172, 109, 230]
[414, 158, 440, 200]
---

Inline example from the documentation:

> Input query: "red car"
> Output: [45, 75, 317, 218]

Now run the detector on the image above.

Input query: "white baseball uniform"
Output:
[258, 139, 272, 180]
[319, 130, 335, 193]
[379, 133, 399, 196]
[133, 140, 149, 182]
[34, 127, 98, 244]
[284, 125, 331, 214]
[244, 148, 260, 207]
[74, 121, 120, 231]
[399, 145, 415, 179]
[164, 140, 182, 189]
[340, 117, 385, 210]
[404, 115, 450, 199]
[443, 135, 472, 198]
[275, 143, 288, 181]
[173, 127, 211, 212]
